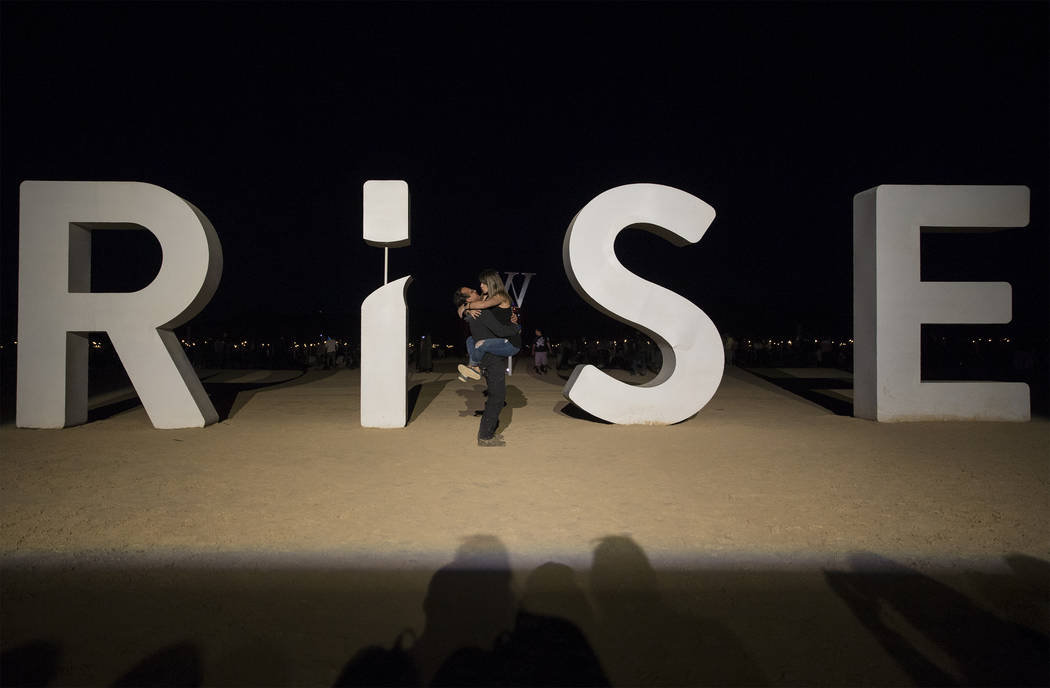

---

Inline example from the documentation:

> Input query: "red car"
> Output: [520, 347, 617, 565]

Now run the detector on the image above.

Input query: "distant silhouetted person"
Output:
[531, 329, 549, 374]
[630, 337, 647, 375]
[324, 336, 338, 369]
[417, 334, 433, 372]
[213, 334, 229, 369]
[723, 334, 737, 366]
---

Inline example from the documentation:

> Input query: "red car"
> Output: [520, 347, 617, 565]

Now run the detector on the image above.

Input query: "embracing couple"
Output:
[452, 269, 521, 447]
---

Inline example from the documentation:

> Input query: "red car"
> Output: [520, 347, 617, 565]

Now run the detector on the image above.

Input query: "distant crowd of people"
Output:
[547, 337, 661, 375]
[85, 327, 1033, 385]
[167, 335, 359, 371]
[724, 336, 854, 369]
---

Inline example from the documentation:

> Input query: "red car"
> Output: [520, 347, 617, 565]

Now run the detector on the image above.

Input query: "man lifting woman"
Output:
[452, 269, 521, 446]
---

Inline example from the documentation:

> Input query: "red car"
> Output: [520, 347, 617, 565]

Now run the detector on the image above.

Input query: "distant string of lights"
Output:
[0, 335, 1033, 352]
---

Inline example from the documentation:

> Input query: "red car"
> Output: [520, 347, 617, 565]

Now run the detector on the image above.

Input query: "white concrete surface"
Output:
[362, 180, 410, 247]
[16, 181, 222, 429]
[561, 183, 724, 424]
[853, 185, 1030, 421]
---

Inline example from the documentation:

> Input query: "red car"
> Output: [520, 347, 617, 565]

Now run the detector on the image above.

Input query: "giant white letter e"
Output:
[17, 181, 223, 428]
[853, 185, 1030, 421]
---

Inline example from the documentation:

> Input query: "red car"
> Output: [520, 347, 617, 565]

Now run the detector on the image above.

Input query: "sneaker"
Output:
[458, 364, 481, 380]
[457, 374, 468, 382]
[477, 435, 506, 447]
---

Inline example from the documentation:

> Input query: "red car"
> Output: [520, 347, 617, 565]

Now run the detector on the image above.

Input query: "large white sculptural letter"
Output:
[501, 272, 535, 307]
[17, 181, 223, 429]
[562, 183, 723, 424]
[360, 180, 411, 428]
[853, 185, 1030, 421]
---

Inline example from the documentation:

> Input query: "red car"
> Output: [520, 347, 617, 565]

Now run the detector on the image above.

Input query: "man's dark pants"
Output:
[478, 352, 506, 440]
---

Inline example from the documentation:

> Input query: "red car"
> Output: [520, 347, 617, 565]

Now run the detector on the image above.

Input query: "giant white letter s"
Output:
[17, 181, 223, 429]
[562, 183, 723, 424]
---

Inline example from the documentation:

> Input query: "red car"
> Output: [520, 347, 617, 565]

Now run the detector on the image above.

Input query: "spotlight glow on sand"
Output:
[3, 365, 1046, 685]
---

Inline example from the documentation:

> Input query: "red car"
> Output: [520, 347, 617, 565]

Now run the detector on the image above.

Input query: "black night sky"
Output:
[2, 1, 1047, 353]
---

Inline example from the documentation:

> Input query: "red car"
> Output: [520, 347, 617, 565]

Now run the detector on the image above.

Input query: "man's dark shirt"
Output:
[463, 307, 519, 343]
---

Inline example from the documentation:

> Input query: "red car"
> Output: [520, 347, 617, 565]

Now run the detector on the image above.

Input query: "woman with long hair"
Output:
[456, 269, 521, 379]
[474, 269, 512, 310]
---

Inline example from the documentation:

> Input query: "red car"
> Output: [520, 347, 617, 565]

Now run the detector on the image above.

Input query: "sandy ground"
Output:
[1, 362, 1047, 686]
